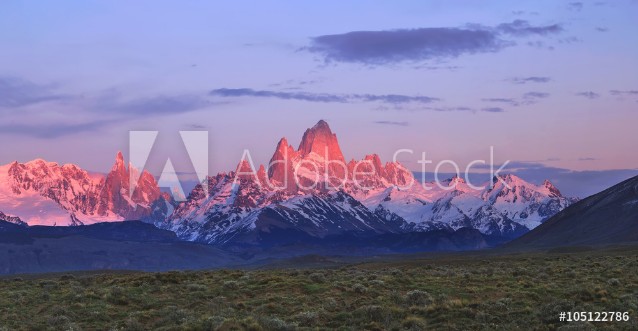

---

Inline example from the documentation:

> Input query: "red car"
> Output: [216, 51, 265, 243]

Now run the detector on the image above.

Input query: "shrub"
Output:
[308, 272, 326, 283]
[295, 311, 319, 326]
[539, 299, 575, 323]
[186, 283, 208, 292]
[258, 317, 297, 331]
[356, 305, 388, 323]
[105, 286, 129, 305]
[402, 315, 427, 330]
[59, 274, 75, 281]
[405, 290, 433, 307]
[352, 283, 367, 294]
[222, 280, 240, 290]
[389, 268, 403, 276]
[369, 279, 385, 287]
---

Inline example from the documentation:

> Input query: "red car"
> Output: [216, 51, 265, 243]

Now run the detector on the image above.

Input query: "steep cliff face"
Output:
[96, 152, 161, 220]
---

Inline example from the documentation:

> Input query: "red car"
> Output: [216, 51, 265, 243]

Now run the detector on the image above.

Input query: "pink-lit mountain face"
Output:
[0, 120, 575, 246]
[266, 120, 412, 193]
[265, 119, 404, 192]
[0, 153, 160, 225]
[156, 120, 576, 245]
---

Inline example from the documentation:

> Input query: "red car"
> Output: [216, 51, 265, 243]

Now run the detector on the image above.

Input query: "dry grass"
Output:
[0, 247, 637, 330]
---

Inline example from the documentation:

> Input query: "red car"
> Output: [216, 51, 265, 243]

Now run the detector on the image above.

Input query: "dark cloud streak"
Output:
[523, 91, 550, 99]
[575, 91, 600, 99]
[304, 20, 563, 65]
[0, 120, 121, 139]
[0, 76, 69, 109]
[610, 90, 638, 96]
[374, 120, 409, 126]
[567, 2, 584, 11]
[509, 76, 552, 84]
[210, 88, 440, 105]
[496, 20, 563, 36]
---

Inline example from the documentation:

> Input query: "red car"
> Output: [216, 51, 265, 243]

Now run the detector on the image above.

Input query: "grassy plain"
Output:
[1, 246, 637, 330]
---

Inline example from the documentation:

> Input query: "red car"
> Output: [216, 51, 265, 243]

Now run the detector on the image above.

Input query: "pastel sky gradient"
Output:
[0, 0, 637, 197]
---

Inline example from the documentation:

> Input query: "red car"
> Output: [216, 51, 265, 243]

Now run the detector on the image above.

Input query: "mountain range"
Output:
[0, 120, 577, 249]
[0, 152, 160, 226]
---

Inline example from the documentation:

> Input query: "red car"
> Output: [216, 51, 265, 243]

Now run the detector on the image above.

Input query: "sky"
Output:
[0, 0, 637, 197]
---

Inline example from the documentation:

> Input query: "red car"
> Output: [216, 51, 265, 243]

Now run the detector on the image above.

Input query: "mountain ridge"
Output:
[0, 120, 577, 249]
[507, 175, 638, 248]
[156, 121, 576, 246]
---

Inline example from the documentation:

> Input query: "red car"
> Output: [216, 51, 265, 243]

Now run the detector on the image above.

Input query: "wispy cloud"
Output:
[508, 76, 552, 84]
[210, 88, 440, 105]
[481, 97, 519, 106]
[423, 106, 505, 113]
[609, 90, 638, 96]
[482, 92, 550, 107]
[567, 2, 584, 11]
[0, 76, 69, 109]
[523, 91, 550, 99]
[481, 107, 505, 113]
[578, 157, 597, 161]
[575, 91, 600, 99]
[187, 124, 208, 129]
[304, 20, 563, 65]
[595, 26, 609, 32]
[374, 120, 409, 126]
[496, 20, 563, 36]
[0, 76, 215, 138]
[519, 91, 551, 105]
[94, 92, 212, 116]
[0, 119, 121, 139]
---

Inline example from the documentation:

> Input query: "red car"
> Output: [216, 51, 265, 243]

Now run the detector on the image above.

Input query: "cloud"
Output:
[496, 20, 563, 36]
[575, 91, 600, 99]
[481, 97, 519, 106]
[0, 76, 215, 138]
[609, 90, 638, 96]
[95, 93, 212, 116]
[567, 2, 584, 11]
[523, 91, 550, 99]
[481, 107, 505, 113]
[306, 28, 505, 65]
[0, 76, 69, 108]
[595, 27, 609, 32]
[508, 76, 552, 84]
[578, 157, 597, 161]
[421, 105, 505, 113]
[413, 64, 461, 71]
[430, 106, 474, 112]
[210, 88, 440, 105]
[374, 120, 409, 126]
[558, 36, 582, 44]
[482, 92, 550, 107]
[187, 124, 208, 129]
[304, 20, 562, 65]
[518, 91, 550, 105]
[0, 119, 121, 139]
